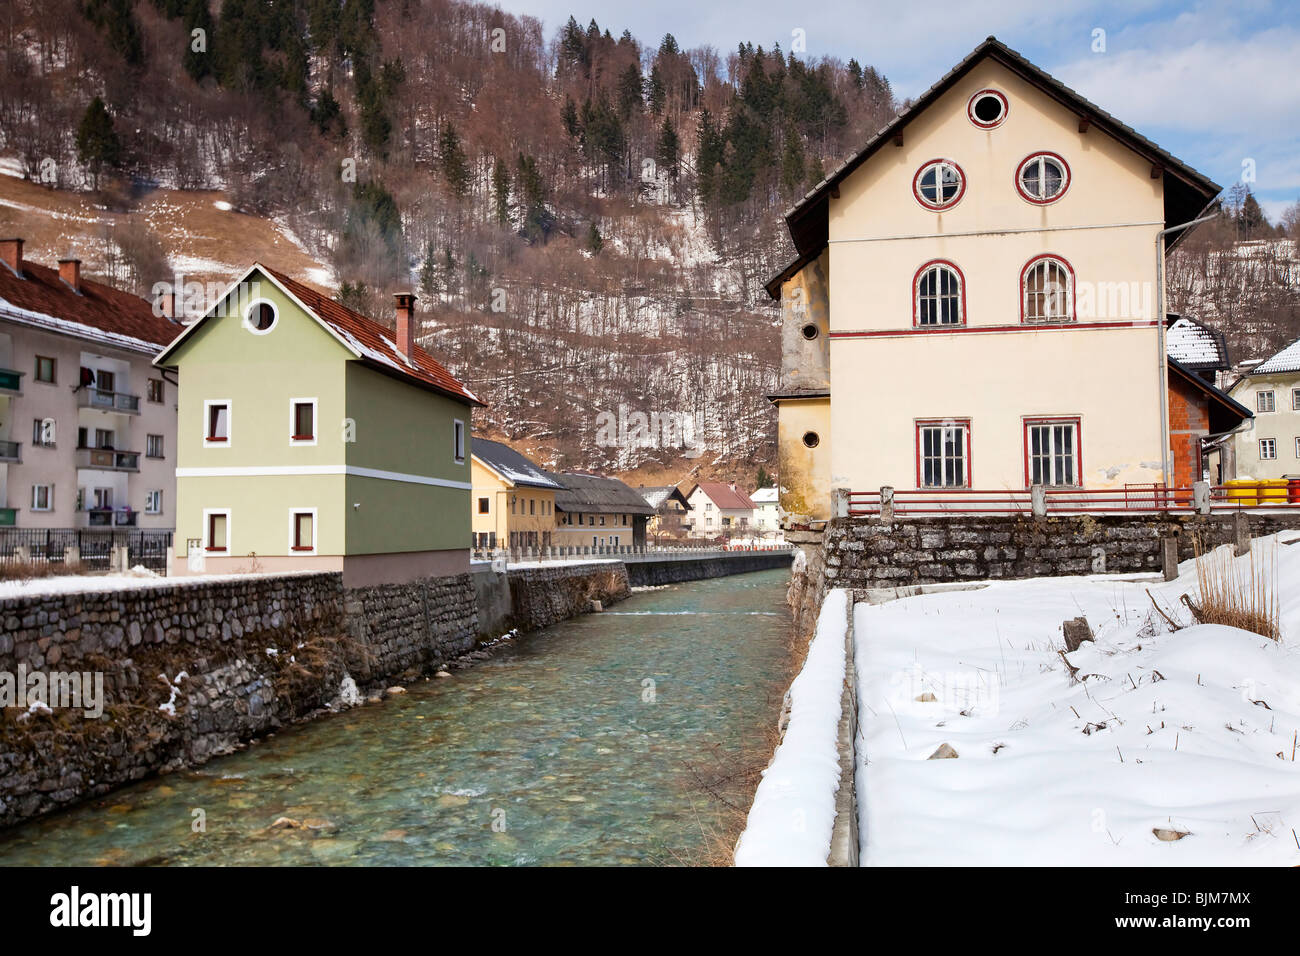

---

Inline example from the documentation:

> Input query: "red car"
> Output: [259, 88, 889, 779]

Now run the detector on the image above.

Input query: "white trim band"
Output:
[175, 464, 472, 490]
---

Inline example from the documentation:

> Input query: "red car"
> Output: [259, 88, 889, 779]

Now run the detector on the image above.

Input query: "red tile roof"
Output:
[0, 257, 183, 351]
[691, 481, 757, 510]
[259, 264, 482, 406]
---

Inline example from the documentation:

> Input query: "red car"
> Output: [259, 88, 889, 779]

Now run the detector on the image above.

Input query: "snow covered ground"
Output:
[856, 531, 1300, 866]
[735, 589, 848, 866]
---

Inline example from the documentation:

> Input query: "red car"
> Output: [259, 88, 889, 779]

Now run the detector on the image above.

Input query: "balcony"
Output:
[75, 447, 141, 472]
[0, 368, 22, 396]
[0, 508, 14, 527]
[84, 508, 137, 527]
[0, 440, 19, 463]
[77, 387, 140, 414]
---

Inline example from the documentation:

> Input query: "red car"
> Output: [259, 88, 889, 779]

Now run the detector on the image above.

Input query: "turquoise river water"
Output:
[0, 568, 792, 866]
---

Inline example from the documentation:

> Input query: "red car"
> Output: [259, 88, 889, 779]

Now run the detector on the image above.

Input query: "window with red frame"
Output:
[917, 421, 970, 488]
[915, 261, 964, 326]
[1022, 256, 1074, 323]
[1025, 418, 1081, 487]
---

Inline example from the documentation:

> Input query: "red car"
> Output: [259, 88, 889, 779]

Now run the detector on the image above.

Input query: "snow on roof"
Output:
[1251, 337, 1300, 376]
[1165, 316, 1228, 369]
[751, 487, 779, 504]
[472, 438, 563, 489]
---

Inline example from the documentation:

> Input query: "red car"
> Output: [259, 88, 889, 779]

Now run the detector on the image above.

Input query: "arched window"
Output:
[914, 261, 965, 327]
[1017, 152, 1070, 203]
[1021, 255, 1075, 324]
[913, 159, 966, 210]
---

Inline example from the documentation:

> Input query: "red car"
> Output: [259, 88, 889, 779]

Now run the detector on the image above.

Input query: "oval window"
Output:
[801, 323, 819, 340]
[913, 159, 966, 210]
[1017, 152, 1070, 204]
[967, 89, 1008, 128]
[245, 300, 277, 333]
[802, 431, 820, 449]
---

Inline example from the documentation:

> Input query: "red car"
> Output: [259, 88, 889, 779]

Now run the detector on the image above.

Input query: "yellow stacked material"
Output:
[1258, 478, 1290, 506]
[1223, 479, 1260, 507]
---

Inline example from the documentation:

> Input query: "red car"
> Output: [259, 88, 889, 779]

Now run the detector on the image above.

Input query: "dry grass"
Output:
[1187, 540, 1280, 640]
[0, 560, 89, 582]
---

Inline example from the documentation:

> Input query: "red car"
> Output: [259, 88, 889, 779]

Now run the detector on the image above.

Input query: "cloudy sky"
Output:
[504, 0, 1300, 221]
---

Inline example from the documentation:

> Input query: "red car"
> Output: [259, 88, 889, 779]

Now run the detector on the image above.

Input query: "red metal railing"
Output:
[848, 481, 1300, 516]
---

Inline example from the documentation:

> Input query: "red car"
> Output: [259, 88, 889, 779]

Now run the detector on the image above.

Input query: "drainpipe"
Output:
[1155, 207, 1220, 487]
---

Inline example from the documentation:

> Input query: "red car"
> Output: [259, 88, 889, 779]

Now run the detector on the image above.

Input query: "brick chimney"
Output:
[0, 238, 22, 276]
[394, 292, 417, 358]
[58, 258, 82, 293]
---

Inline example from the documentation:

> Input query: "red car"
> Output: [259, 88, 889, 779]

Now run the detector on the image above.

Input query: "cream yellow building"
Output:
[470, 437, 561, 550]
[766, 37, 1221, 521]
[1226, 340, 1300, 481]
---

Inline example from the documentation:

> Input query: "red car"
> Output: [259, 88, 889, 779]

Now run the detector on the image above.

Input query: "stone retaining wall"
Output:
[823, 512, 1300, 590]
[625, 551, 792, 587]
[0, 570, 475, 830]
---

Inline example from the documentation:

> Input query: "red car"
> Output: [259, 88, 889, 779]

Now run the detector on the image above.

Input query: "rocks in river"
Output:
[366, 695, 383, 705]
[435, 670, 452, 679]
[269, 816, 304, 830]
[384, 686, 406, 697]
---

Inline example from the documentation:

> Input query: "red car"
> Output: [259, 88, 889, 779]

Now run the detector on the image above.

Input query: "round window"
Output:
[913, 159, 966, 210]
[802, 431, 820, 449]
[801, 323, 819, 340]
[245, 300, 277, 333]
[1017, 152, 1070, 204]
[967, 89, 1008, 128]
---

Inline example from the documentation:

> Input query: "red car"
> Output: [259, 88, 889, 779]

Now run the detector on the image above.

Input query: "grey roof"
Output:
[472, 438, 564, 489]
[639, 485, 692, 510]
[550, 472, 655, 516]
[775, 36, 1222, 276]
[1250, 338, 1300, 376]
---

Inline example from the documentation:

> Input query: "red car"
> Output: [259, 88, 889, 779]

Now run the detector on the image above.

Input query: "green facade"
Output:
[162, 269, 472, 559]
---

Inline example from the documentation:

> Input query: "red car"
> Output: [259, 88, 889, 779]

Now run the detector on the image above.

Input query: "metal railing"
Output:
[75, 447, 141, 471]
[847, 481, 1300, 517]
[472, 541, 793, 565]
[0, 528, 172, 573]
[77, 387, 141, 413]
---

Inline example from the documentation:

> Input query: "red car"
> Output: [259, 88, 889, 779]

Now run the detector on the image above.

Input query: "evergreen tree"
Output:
[586, 222, 603, 255]
[81, 0, 145, 68]
[695, 109, 723, 205]
[656, 116, 680, 180]
[515, 153, 553, 243]
[617, 63, 644, 120]
[76, 96, 122, 188]
[756, 466, 773, 488]
[418, 240, 440, 298]
[646, 64, 666, 114]
[780, 127, 805, 198]
[1239, 191, 1267, 238]
[492, 157, 511, 226]
[561, 96, 581, 138]
[439, 120, 471, 199]
[181, 0, 215, 82]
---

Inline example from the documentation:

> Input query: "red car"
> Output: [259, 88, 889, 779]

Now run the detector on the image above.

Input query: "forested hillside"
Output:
[0, 0, 895, 481]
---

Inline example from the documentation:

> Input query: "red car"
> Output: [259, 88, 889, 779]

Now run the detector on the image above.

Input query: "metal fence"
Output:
[0, 528, 173, 574]
[847, 481, 1300, 517]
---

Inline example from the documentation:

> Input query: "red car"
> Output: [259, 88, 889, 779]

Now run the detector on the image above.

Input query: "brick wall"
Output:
[1169, 374, 1210, 489]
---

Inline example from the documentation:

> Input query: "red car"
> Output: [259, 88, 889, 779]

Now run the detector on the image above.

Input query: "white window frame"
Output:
[918, 421, 971, 489]
[1022, 256, 1074, 324]
[203, 507, 232, 552]
[913, 159, 964, 209]
[288, 507, 318, 555]
[204, 399, 232, 447]
[1025, 418, 1081, 488]
[32, 418, 55, 447]
[1295, 436, 1300, 459]
[146, 489, 163, 514]
[289, 397, 318, 446]
[31, 484, 53, 511]
[453, 419, 466, 464]
[243, 297, 279, 335]
[1017, 152, 1070, 203]
[146, 433, 164, 458]
[916, 262, 963, 326]
[1257, 389, 1276, 413]
[1259, 438, 1277, 460]
[1292, 387, 1300, 411]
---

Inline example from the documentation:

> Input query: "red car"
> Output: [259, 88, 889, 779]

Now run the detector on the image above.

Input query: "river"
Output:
[0, 567, 792, 866]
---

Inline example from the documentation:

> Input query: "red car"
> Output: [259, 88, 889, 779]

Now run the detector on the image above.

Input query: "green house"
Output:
[154, 264, 483, 587]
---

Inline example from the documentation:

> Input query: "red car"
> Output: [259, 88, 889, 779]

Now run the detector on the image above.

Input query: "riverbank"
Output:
[0, 569, 795, 865]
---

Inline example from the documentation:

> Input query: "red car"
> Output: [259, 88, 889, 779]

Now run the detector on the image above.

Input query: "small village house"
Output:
[0, 238, 181, 531]
[765, 37, 1225, 523]
[1224, 338, 1300, 482]
[750, 486, 780, 534]
[154, 266, 482, 585]
[471, 437, 562, 550]
[685, 482, 756, 538]
[639, 484, 692, 540]
[552, 472, 653, 550]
